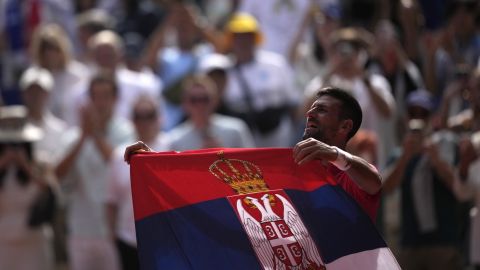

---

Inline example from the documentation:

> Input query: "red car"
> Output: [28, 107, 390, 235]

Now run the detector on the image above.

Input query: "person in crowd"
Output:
[0, 105, 55, 270]
[141, 2, 216, 131]
[449, 68, 480, 269]
[30, 23, 89, 127]
[107, 96, 169, 270]
[370, 20, 425, 141]
[453, 132, 480, 270]
[167, 75, 254, 150]
[422, 0, 480, 100]
[19, 66, 69, 267]
[304, 27, 395, 168]
[438, 64, 473, 128]
[237, 0, 313, 63]
[448, 69, 480, 132]
[222, 12, 300, 147]
[293, 2, 342, 92]
[19, 66, 67, 160]
[55, 73, 134, 270]
[383, 89, 463, 270]
[88, 30, 162, 121]
[76, 8, 115, 62]
[197, 53, 231, 115]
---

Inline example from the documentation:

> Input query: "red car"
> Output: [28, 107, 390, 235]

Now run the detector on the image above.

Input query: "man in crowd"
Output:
[55, 73, 134, 270]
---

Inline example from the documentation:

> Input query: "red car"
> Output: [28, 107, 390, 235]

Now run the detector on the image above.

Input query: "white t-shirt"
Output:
[57, 117, 134, 238]
[107, 135, 169, 246]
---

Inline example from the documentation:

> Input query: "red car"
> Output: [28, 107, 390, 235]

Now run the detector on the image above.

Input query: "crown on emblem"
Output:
[209, 151, 269, 194]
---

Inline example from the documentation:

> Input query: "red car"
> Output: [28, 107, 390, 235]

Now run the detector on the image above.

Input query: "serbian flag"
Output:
[131, 148, 400, 269]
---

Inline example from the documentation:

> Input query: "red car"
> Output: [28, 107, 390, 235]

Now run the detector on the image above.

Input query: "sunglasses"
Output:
[186, 95, 211, 105]
[133, 112, 157, 121]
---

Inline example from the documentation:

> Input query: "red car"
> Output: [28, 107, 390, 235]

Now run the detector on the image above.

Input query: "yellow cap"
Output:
[224, 13, 263, 48]
[226, 13, 260, 34]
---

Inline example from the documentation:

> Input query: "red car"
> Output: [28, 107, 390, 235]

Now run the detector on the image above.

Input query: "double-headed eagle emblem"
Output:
[210, 151, 326, 270]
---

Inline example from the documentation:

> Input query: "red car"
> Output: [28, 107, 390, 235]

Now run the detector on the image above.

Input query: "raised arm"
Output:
[293, 138, 381, 195]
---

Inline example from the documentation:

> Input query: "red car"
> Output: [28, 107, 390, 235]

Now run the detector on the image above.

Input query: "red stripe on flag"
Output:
[130, 148, 337, 220]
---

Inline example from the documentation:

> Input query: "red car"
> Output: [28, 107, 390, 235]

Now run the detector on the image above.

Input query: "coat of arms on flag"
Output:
[210, 152, 325, 269]
[130, 148, 400, 270]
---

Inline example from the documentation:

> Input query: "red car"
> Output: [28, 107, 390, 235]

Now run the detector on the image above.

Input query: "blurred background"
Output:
[0, 0, 479, 269]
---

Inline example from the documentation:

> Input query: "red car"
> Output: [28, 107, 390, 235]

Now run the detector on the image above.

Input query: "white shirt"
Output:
[30, 112, 67, 163]
[49, 61, 90, 127]
[225, 50, 300, 147]
[239, 0, 311, 58]
[454, 158, 480, 264]
[107, 135, 169, 246]
[167, 114, 255, 151]
[57, 117, 134, 238]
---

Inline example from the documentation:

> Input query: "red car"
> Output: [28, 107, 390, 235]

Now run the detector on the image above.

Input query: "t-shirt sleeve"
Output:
[338, 171, 381, 221]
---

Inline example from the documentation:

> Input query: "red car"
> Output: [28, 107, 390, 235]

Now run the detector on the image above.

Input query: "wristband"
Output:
[331, 147, 353, 171]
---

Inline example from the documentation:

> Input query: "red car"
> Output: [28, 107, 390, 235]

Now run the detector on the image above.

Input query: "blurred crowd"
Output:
[0, 0, 480, 269]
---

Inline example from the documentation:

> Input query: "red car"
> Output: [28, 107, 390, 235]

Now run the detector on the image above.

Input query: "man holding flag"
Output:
[125, 87, 382, 219]
[124, 87, 397, 269]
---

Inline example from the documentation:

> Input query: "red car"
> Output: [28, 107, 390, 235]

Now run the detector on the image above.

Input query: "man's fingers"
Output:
[294, 144, 320, 164]
[293, 138, 316, 157]
[124, 141, 151, 164]
[297, 150, 321, 165]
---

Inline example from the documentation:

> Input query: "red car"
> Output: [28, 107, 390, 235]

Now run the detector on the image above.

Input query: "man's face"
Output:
[183, 84, 217, 119]
[92, 44, 118, 71]
[133, 101, 160, 140]
[303, 95, 343, 144]
[89, 81, 116, 118]
[232, 32, 256, 61]
[22, 85, 49, 115]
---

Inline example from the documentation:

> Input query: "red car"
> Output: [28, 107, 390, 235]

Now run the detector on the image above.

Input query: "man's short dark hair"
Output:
[316, 86, 362, 140]
[88, 71, 118, 98]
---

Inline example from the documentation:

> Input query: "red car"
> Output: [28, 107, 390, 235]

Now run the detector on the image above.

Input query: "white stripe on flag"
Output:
[326, 248, 401, 269]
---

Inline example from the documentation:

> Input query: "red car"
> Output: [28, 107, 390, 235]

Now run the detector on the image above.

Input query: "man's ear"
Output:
[340, 119, 353, 136]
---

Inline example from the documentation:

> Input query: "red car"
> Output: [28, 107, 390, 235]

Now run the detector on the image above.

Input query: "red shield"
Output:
[261, 220, 303, 266]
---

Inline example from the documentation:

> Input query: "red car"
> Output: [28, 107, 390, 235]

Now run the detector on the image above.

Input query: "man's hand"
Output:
[124, 141, 153, 165]
[293, 138, 337, 165]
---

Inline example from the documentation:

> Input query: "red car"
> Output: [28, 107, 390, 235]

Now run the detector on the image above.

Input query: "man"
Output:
[294, 87, 382, 220]
[19, 66, 67, 161]
[88, 30, 161, 121]
[55, 73, 134, 270]
[383, 89, 462, 269]
[166, 75, 254, 150]
[222, 13, 300, 147]
[107, 96, 169, 270]
[125, 87, 381, 220]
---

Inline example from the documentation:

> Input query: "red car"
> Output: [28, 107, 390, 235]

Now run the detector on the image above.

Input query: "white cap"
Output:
[19, 66, 54, 92]
[198, 53, 231, 74]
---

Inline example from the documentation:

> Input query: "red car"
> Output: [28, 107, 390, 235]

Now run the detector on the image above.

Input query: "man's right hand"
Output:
[124, 141, 153, 165]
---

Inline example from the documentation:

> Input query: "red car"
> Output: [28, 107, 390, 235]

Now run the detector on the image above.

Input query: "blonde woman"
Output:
[30, 23, 90, 127]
